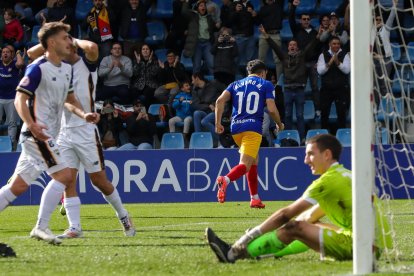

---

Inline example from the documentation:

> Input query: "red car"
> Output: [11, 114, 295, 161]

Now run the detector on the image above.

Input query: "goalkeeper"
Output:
[206, 134, 392, 262]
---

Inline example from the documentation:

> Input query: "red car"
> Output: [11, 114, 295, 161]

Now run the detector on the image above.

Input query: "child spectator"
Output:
[169, 81, 193, 146]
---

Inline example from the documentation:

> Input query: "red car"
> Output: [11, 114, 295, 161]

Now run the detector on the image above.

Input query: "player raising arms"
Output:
[206, 134, 392, 262]
[27, 38, 136, 239]
[215, 59, 284, 208]
[0, 22, 99, 244]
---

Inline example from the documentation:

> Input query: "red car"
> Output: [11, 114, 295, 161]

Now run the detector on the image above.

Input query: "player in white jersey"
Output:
[0, 22, 100, 245]
[28, 38, 136, 238]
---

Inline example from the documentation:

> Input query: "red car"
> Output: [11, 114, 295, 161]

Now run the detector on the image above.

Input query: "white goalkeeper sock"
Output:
[36, 179, 65, 229]
[0, 184, 17, 211]
[64, 196, 81, 230]
[103, 189, 128, 219]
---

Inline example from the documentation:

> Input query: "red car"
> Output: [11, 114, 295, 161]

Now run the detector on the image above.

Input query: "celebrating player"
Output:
[214, 59, 284, 208]
[0, 22, 99, 244]
[27, 38, 135, 238]
[206, 134, 392, 262]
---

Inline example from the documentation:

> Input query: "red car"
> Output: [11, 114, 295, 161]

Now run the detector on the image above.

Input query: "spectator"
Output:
[35, 0, 57, 25]
[230, 0, 256, 75]
[289, 0, 321, 114]
[320, 12, 349, 51]
[317, 36, 350, 133]
[0, 45, 25, 150]
[260, 25, 320, 142]
[13, 1, 35, 25]
[117, 99, 156, 150]
[256, 0, 284, 78]
[211, 27, 238, 86]
[3, 9, 24, 50]
[371, 0, 398, 104]
[206, 0, 221, 28]
[182, 0, 217, 75]
[0, 13, 4, 47]
[130, 43, 161, 108]
[119, 0, 151, 58]
[191, 72, 224, 147]
[98, 42, 133, 104]
[154, 50, 187, 105]
[220, 0, 233, 29]
[40, 0, 76, 37]
[97, 99, 124, 149]
[85, 0, 117, 59]
[169, 81, 193, 145]
[165, 0, 189, 55]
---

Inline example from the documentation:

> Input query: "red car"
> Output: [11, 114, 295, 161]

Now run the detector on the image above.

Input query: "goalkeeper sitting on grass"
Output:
[206, 134, 392, 262]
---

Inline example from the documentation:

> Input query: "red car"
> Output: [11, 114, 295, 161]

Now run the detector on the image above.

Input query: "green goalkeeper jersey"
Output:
[302, 163, 393, 250]
[302, 163, 352, 232]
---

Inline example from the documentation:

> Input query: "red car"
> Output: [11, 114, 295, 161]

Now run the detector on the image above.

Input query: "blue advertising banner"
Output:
[1, 146, 412, 206]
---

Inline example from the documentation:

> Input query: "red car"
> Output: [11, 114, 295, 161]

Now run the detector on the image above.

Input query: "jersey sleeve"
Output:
[264, 80, 275, 100]
[81, 52, 98, 72]
[302, 176, 331, 205]
[16, 64, 42, 97]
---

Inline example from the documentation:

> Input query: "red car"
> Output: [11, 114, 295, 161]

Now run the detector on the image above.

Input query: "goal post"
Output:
[351, 0, 375, 274]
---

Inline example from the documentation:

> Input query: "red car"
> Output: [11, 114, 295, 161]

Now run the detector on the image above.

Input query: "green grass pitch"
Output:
[0, 201, 413, 275]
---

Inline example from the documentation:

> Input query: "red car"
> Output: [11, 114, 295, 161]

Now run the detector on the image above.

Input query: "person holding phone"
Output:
[117, 99, 156, 150]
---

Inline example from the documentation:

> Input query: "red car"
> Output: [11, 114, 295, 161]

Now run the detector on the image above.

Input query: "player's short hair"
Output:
[307, 134, 342, 161]
[246, 59, 267, 75]
[38, 22, 71, 50]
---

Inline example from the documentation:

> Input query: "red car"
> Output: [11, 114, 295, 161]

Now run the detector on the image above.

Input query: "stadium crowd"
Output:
[0, 0, 412, 150]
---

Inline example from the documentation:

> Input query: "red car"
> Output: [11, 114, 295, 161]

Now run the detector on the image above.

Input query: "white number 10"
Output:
[236, 91, 259, 115]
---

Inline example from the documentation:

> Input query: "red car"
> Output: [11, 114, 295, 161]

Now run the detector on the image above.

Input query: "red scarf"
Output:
[91, 6, 113, 42]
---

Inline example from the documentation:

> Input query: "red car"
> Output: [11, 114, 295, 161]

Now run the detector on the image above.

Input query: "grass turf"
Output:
[0, 201, 413, 275]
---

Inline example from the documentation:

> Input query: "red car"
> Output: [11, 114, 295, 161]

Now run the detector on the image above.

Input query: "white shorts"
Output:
[57, 124, 105, 174]
[15, 137, 67, 185]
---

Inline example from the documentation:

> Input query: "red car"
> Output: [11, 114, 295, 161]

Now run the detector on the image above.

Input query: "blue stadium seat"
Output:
[148, 104, 168, 128]
[189, 132, 213, 149]
[391, 43, 401, 62]
[376, 127, 389, 145]
[211, 0, 223, 7]
[144, 21, 166, 46]
[26, 25, 41, 48]
[296, 0, 317, 14]
[306, 129, 329, 141]
[161, 133, 185, 149]
[274, 130, 300, 147]
[0, 136, 12, 152]
[180, 53, 193, 72]
[151, 0, 173, 18]
[310, 18, 320, 30]
[336, 128, 351, 147]
[329, 102, 338, 123]
[75, 0, 93, 22]
[376, 96, 404, 123]
[405, 42, 414, 64]
[316, 0, 343, 14]
[280, 19, 293, 42]
[155, 48, 167, 63]
[249, 0, 262, 11]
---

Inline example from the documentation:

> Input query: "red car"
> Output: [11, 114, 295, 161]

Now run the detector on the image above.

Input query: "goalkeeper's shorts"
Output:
[320, 228, 353, 261]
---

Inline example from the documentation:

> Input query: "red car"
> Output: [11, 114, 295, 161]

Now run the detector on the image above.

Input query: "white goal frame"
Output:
[351, 0, 375, 274]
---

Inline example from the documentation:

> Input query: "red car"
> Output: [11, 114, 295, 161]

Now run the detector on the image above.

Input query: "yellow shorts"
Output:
[232, 131, 262, 159]
[321, 228, 353, 261]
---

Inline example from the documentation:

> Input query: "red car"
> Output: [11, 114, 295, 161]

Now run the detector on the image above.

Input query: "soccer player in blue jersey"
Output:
[206, 134, 392, 262]
[215, 59, 284, 208]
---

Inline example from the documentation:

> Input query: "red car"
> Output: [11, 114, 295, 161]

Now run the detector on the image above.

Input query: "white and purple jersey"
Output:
[16, 56, 73, 140]
[61, 54, 98, 128]
[226, 75, 275, 135]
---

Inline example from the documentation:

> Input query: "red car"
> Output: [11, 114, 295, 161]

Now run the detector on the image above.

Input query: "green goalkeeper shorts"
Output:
[321, 228, 353, 261]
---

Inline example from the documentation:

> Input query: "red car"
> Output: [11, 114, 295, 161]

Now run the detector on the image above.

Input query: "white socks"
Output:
[64, 197, 81, 230]
[36, 179, 66, 230]
[0, 184, 17, 211]
[103, 189, 128, 219]
[251, 194, 260, 200]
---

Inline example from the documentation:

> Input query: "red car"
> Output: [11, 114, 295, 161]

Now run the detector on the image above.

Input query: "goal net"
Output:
[370, 0, 414, 273]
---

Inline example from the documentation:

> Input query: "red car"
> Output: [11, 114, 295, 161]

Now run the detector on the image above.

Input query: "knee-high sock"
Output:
[64, 196, 81, 230]
[37, 179, 66, 229]
[273, 240, 309, 257]
[227, 164, 247, 182]
[103, 189, 128, 219]
[247, 165, 258, 198]
[0, 184, 17, 211]
[246, 231, 287, 258]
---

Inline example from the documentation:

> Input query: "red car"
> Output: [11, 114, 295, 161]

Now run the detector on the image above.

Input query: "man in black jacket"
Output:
[260, 25, 319, 142]
[117, 99, 157, 150]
